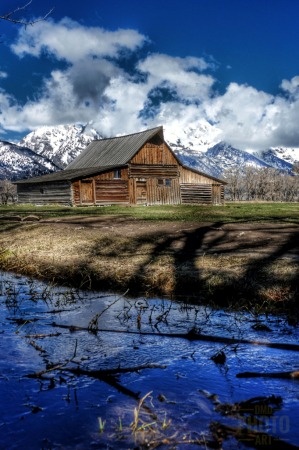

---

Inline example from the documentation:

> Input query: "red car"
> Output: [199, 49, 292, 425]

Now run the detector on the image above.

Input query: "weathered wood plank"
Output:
[17, 182, 72, 206]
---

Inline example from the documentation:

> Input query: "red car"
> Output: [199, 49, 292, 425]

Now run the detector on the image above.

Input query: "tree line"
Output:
[222, 166, 299, 202]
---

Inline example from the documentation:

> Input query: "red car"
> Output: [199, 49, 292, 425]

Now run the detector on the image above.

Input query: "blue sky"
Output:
[1, 0, 299, 149]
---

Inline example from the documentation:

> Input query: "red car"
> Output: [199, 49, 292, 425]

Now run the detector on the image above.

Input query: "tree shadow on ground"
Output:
[90, 219, 299, 316]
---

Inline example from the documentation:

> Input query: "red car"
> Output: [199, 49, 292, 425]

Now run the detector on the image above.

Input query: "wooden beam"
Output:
[92, 178, 96, 205]
[79, 180, 82, 206]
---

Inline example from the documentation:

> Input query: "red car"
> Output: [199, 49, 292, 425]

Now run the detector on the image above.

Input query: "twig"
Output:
[29, 340, 46, 353]
[0, 1, 55, 29]
[154, 302, 172, 328]
[88, 289, 129, 331]
[25, 333, 61, 338]
[237, 369, 299, 379]
[32, 308, 80, 314]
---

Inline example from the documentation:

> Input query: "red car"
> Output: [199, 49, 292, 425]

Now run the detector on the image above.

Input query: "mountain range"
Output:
[0, 124, 298, 181]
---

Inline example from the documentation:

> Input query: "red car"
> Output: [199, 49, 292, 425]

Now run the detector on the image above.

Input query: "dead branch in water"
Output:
[237, 369, 299, 379]
[24, 338, 141, 398]
[63, 363, 167, 377]
[46, 322, 299, 352]
[25, 339, 77, 378]
[62, 367, 141, 399]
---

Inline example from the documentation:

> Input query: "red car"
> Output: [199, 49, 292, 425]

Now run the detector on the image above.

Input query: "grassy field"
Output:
[1, 202, 299, 223]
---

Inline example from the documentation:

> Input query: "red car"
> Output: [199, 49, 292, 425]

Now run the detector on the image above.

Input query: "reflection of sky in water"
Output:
[0, 271, 299, 449]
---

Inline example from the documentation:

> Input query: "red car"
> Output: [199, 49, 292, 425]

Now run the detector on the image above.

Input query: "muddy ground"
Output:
[38, 215, 299, 258]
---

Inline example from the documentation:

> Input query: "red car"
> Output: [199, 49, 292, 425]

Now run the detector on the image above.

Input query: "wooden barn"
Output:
[15, 126, 226, 206]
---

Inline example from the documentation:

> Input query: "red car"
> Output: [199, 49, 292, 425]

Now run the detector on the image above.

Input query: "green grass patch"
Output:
[1, 202, 299, 223]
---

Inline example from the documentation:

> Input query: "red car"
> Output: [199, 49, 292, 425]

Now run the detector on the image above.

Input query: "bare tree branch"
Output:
[0, 179, 17, 204]
[0, 1, 55, 30]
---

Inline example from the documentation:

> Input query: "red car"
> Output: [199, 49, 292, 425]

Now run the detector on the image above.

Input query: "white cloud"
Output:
[0, 71, 7, 78]
[137, 54, 215, 101]
[11, 17, 147, 62]
[1, 18, 299, 150]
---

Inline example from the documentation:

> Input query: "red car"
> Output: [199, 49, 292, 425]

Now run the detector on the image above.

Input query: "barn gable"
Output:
[66, 126, 163, 170]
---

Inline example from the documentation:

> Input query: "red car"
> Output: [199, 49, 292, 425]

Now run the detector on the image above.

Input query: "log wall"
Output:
[181, 183, 224, 205]
[129, 164, 179, 178]
[72, 168, 129, 206]
[17, 182, 73, 206]
[181, 184, 212, 204]
[95, 180, 129, 204]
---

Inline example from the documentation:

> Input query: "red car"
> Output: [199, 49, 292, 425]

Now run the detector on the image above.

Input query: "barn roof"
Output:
[66, 126, 163, 170]
[15, 165, 127, 184]
[15, 125, 226, 185]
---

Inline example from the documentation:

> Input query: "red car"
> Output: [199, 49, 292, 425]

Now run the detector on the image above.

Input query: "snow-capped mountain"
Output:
[19, 124, 97, 169]
[173, 141, 294, 177]
[2, 123, 298, 182]
[206, 142, 271, 172]
[164, 121, 220, 153]
[171, 141, 271, 178]
[172, 148, 222, 178]
[270, 147, 299, 164]
[251, 149, 293, 171]
[0, 140, 59, 181]
[164, 125, 295, 176]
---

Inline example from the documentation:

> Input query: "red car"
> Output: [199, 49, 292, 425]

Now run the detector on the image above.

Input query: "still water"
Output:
[0, 271, 299, 449]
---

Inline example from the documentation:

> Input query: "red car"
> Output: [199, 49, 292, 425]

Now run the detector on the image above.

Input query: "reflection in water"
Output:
[0, 271, 299, 449]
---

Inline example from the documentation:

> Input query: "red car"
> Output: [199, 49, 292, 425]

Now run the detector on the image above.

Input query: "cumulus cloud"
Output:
[1, 18, 299, 150]
[0, 72, 7, 78]
[137, 54, 215, 101]
[205, 80, 299, 149]
[11, 17, 147, 62]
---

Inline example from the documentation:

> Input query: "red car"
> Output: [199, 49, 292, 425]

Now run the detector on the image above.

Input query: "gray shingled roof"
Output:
[66, 126, 163, 170]
[15, 165, 127, 184]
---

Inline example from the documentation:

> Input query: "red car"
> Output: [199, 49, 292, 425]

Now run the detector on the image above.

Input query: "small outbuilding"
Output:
[15, 126, 226, 206]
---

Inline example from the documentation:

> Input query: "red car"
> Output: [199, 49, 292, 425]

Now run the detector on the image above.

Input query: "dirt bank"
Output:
[1, 217, 299, 315]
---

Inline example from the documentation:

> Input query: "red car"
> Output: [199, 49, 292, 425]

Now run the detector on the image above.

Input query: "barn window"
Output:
[165, 179, 171, 186]
[40, 188, 44, 194]
[114, 169, 121, 179]
[158, 179, 164, 185]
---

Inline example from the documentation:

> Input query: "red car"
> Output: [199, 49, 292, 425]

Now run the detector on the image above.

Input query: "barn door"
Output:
[81, 180, 93, 203]
[136, 181, 147, 204]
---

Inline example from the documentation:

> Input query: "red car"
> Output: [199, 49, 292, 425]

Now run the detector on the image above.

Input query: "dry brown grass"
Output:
[0, 222, 298, 315]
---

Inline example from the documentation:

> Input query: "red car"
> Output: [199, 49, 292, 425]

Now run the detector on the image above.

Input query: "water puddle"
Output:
[0, 271, 299, 449]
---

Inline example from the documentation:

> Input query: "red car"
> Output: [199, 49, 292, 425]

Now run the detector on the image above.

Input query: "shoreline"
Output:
[1, 218, 299, 318]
